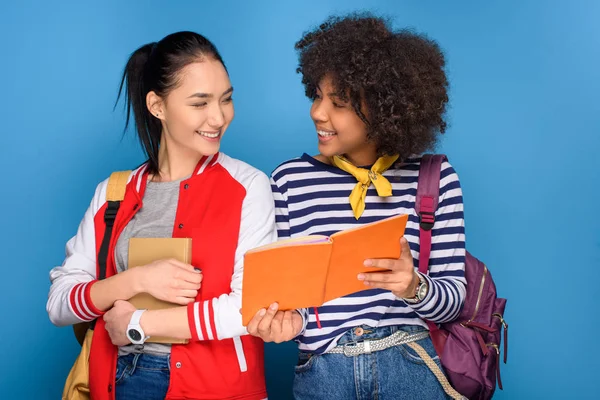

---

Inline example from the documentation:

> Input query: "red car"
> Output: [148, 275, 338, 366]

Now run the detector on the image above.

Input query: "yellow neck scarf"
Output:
[331, 154, 399, 219]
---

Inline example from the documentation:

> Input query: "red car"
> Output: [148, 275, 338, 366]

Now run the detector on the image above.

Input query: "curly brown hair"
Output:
[295, 13, 449, 160]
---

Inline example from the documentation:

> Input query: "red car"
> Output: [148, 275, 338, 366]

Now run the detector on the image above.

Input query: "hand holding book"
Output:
[245, 218, 414, 344]
[358, 236, 420, 299]
[246, 302, 303, 343]
[241, 214, 409, 326]
[136, 258, 202, 305]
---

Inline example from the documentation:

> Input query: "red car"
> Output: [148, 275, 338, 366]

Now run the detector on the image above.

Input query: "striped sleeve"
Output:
[68, 281, 104, 321]
[408, 162, 467, 323]
[270, 175, 290, 240]
[187, 298, 219, 341]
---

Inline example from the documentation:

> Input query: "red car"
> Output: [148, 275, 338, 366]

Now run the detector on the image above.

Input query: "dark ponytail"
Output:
[116, 32, 226, 174]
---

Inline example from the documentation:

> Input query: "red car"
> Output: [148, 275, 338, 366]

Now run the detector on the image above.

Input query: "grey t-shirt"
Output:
[115, 175, 188, 356]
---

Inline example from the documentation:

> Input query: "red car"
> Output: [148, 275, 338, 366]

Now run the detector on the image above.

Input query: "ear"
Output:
[146, 91, 164, 120]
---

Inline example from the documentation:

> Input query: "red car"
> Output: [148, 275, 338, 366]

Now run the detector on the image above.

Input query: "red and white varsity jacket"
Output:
[47, 153, 277, 400]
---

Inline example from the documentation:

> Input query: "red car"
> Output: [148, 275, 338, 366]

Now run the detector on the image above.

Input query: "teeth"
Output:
[318, 130, 336, 137]
[199, 131, 219, 138]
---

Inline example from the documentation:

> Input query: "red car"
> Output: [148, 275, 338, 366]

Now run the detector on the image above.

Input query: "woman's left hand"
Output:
[103, 300, 137, 346]
[358, 237, 419, 299]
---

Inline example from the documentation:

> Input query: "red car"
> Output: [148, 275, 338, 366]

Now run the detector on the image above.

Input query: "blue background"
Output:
[1, 0, 598, 398]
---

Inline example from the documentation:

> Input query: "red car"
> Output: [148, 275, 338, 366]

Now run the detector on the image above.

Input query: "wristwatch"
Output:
[126, 309, 150, 345]
[403, 273, 429, 304]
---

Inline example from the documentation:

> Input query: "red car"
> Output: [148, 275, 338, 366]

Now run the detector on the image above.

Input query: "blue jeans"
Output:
[293, 325, 450, 400]
[115, 353, 170, 400]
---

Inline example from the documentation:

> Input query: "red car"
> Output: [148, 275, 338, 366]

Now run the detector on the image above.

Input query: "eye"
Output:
[332, 101, 346, 108]
[222, 96, 233, 104]
[192, 102, 207, 108]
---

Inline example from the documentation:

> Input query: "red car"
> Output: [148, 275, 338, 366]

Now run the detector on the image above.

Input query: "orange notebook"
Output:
[241, 214, 408, 326]
[128, 237, 192, 344]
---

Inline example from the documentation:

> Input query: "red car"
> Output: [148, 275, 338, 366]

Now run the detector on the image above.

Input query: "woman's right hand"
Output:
[137, 259, 203, 305]
[246, 303, 303, 343]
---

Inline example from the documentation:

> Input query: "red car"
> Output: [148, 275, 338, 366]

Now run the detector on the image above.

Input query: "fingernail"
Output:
[259, 309, 266, 317]
[364, 260, 372, 266]
[270, 303, 278, 311]
[401, 237, 407, 244]
[364, 281, 370, 286]
[194, 268, 202, 273]
[357, 274, 365, 281]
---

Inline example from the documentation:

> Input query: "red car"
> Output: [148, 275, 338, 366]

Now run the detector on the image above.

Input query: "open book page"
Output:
[245, 235, 330, 252]
[322, 214, 409, 303]
[241, 240, 332, 325]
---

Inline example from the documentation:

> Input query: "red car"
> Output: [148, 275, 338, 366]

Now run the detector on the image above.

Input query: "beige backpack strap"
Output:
[406, 341, 467, 400]
[106, 171, 132, 201]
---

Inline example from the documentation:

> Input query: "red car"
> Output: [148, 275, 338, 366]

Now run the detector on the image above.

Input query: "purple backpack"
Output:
[416, 155, 508, 400]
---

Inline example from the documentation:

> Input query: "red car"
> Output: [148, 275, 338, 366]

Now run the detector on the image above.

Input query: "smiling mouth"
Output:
[197, 130, 221, 140]
[317, 130, 337, 137]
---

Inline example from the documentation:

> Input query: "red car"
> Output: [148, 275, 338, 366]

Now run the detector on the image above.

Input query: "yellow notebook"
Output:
[128, 237, 192, 344]
[241, 214, 408, 325]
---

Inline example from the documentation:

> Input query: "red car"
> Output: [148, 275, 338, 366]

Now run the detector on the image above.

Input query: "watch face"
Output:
[128, 329, 142, 342]
[417, 282, 428, 300]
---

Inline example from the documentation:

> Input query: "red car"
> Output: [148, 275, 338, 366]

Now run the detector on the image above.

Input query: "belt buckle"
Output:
[342, 340, 373, 357]
[342, 342, 358, 357]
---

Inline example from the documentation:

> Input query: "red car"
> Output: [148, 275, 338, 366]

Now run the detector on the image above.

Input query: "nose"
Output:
[310, 99, 328, 124]
[207, 103, 225, 129]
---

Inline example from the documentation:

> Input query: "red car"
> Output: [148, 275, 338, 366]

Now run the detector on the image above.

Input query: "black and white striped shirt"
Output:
[270, 153, 466, 354]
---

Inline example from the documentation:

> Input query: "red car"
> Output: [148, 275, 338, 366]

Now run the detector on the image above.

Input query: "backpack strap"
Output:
[97, 171, 131, 280]
[415, 154, 447, 356]
[77, 171, 131, 341]
[416, 154, 447, 275]
[406, 342, 467, 400]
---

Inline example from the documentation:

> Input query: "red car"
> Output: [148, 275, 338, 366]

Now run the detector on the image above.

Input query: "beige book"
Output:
[128, 237, 192, 344]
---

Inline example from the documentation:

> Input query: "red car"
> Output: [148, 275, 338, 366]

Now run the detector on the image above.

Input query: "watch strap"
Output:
[130, 309, 146, 326]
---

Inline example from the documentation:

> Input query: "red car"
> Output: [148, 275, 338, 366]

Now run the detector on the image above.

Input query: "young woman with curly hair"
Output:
[247, 14, 466, 399]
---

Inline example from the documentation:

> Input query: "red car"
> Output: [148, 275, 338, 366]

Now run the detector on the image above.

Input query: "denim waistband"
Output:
[118, 352, 171, 371]
[335, 324, 428, 346]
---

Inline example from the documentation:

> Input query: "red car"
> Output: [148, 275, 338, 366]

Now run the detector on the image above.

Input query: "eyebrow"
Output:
[187, 86, 234, 99]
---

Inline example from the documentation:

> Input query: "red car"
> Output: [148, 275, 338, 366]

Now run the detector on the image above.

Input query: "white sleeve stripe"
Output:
[78, 282, 98, 319]
[211, 298, 219, 339]
[193, 302, 204, 341]
[203, 301, 214, 340]
[77, 283, 95, 320]
[66, 285, 81, 320]
[73, 284, 93, 321]
[72, 284, 85, 320]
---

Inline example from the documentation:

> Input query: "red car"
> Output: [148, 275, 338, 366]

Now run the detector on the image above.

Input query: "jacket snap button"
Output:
[184, 184, 189, 189]
[176, 361, 182, 368]
[354, 327, 364, 336]
[178, 223, 184, 229]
